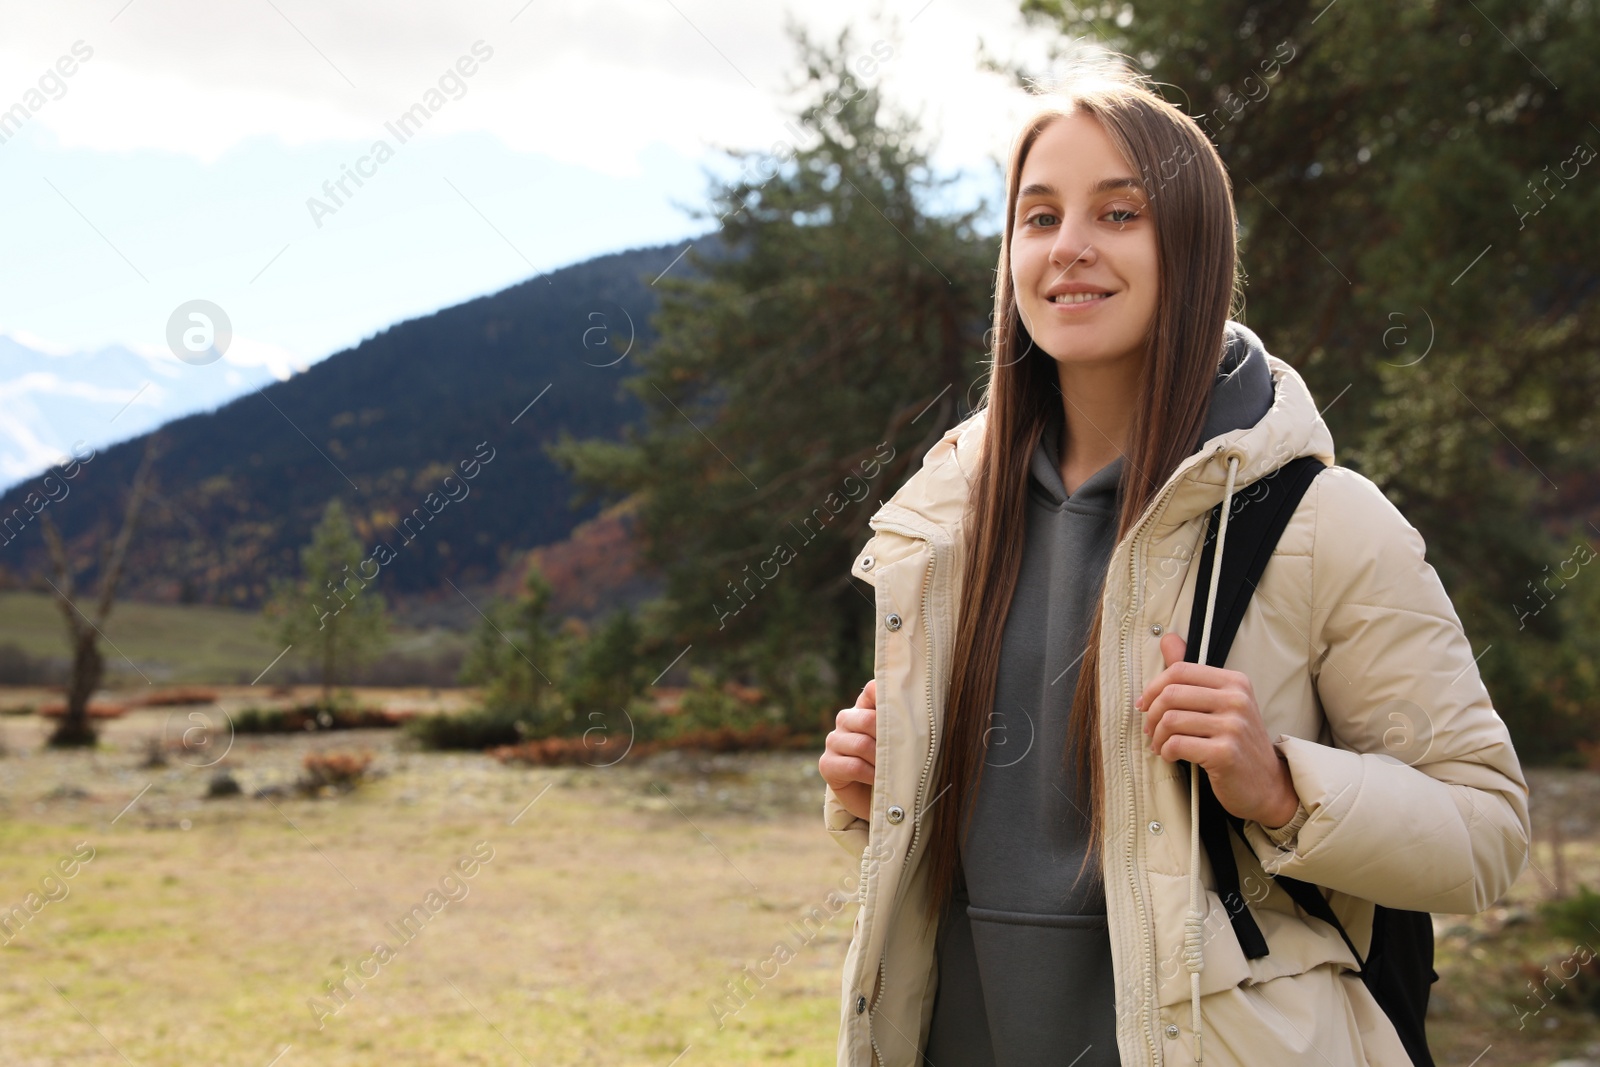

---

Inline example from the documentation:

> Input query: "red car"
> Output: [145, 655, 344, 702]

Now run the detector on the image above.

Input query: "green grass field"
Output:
[0, 697, 1597, 1065]
[0, 592, 467, 686]
[0, 705, 855, 1066]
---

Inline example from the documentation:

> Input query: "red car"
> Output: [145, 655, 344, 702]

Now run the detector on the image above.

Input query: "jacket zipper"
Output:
[1119, 525, 1162, 1066]
[862, 517, 940, 1066]
[867, 480, 1175, 1064]
[854, 441, 1233, 1065]
[1117, 451, 1225, 1066]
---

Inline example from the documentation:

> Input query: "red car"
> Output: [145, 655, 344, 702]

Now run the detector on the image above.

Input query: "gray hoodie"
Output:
[922, 321, 1277, 1067]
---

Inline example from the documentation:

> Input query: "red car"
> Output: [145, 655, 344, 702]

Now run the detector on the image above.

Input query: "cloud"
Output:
[0, 332, 287, 491]
[3, 329, 77, 357]
[0, 0, 1061, 456]
[0, 369, 161, 406]
[218, 335, 309, 381]
[2, 0, 1052, 176]
[124, 334, 308, 382]
[0, 419, 71, 485]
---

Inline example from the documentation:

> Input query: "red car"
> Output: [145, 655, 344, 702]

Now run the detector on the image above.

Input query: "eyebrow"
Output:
[1017, 177, 1147, 201]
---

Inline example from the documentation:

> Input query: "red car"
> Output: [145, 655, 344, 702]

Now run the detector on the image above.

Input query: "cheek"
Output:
[1123, 246, 1160, 307]
[1136, 238, 1160, 289]
[1008, 247, 1028, 289]
[1010, 243, 1046, 295]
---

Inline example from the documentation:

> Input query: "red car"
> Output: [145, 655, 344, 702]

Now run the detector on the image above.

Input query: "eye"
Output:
[1105, 207, 1142, 224]
[1024, 211, 1059, 228]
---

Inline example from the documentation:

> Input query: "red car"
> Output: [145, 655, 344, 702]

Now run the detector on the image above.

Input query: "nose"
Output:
[1048, 218, 1097, 273]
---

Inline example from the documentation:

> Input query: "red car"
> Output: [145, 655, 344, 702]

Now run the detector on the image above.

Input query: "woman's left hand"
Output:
[1136, 632, 1301, 828]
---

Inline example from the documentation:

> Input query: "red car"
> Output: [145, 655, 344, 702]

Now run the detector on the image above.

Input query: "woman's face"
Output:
[1009, 111, 1159, 370]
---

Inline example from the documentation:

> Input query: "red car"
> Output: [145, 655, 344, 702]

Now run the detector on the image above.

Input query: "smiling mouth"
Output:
[1048, 292, 1114, 307]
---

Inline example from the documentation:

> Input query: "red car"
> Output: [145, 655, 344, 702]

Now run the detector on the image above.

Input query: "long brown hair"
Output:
[919, 59, 1245, 929]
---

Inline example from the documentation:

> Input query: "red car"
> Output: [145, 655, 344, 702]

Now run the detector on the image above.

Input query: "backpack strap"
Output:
[1176, 455, 1328, 962]
[1176, 454, 1439, 1066]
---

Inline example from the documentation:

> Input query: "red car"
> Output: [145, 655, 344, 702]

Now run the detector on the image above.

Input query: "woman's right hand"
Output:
[820, 679, 877, 823]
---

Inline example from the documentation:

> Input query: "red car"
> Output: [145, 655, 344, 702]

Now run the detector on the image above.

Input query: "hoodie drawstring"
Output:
[1183, 453, 1240, 1063]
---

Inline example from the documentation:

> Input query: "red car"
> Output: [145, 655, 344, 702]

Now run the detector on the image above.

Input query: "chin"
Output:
[1038, 330, 1137, 366]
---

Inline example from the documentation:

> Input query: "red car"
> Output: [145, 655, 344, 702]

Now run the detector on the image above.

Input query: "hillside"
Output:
[0, 591, 470, 686]
[0, 236, 721, 619]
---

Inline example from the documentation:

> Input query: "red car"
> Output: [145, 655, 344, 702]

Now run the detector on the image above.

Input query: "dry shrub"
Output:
[489, 722, 818, 766]
[487, 736, 613, 766]
[37, 701, 127, 719]
[127, 687, 219, 708]
[657, 723, 815, 753]
[298, 749, 375, 794]
[235, 705, 409, 733]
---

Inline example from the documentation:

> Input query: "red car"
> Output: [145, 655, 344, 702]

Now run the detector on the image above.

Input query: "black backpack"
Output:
[1175, 454, 1439, 1067]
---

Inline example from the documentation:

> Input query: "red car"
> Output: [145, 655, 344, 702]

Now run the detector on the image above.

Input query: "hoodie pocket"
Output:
[965, 906, 1123, 1066]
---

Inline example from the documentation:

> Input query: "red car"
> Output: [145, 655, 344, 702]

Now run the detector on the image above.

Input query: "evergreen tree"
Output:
[1015, 2, 1600, 760]
[562, 608, 651, 719]
[458, 562, 566, 730]
[548, 24, 996, 731]
[263, 499, 389, 705]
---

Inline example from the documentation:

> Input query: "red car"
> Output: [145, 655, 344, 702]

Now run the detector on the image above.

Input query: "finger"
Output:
[841, 705, 876, 740]
[1159, 631, 1187, 669]
[860, 679, 876, 709]
[821, 750, 876, 787]
[831, 779, 873, 822]
[1135, 662, 1228, 711]
[1147, 709, 1226, 755]
[838, 703, 864, 739]
[833, 724, 876, 766]
[1143, 693, 1237, 753]
[1150, 731, 1222, 766]
[1142, 683, 1240, 729]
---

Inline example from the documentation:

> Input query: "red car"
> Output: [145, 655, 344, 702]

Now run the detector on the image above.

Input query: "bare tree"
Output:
[39, 438, 160, 747]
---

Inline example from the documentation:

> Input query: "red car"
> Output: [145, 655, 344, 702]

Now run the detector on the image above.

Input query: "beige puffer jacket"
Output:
[823, 353, 1531, 1066]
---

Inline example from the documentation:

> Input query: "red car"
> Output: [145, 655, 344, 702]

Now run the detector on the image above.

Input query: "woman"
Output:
[817, 59, 1531, 1067]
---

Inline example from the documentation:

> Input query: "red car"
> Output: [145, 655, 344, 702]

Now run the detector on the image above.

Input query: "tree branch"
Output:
[93, 437, 160, 628]
[37, 511, 86, 642]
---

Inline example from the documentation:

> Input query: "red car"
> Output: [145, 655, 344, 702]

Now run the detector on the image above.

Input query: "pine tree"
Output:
[458, 562, 565, 730]
[548, 24, 996, 731]
[263, 499, 389, 706]
[1016, 2, 1600, 760]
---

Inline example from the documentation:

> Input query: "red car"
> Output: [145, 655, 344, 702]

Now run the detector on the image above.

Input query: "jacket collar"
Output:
[872, 336, 1335, 542]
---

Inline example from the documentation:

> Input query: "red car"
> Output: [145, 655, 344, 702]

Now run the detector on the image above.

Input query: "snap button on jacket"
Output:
[824, 353, 1532, 1066]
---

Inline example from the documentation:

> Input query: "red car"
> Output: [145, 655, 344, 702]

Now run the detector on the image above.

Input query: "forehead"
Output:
[1015, 112, 1139, 196]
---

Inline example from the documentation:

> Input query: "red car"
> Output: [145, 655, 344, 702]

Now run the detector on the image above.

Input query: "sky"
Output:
[0, 0, 1079, 489]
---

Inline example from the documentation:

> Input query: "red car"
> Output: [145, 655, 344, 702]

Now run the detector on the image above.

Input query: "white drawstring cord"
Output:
[1183, 452, 1240, 1063]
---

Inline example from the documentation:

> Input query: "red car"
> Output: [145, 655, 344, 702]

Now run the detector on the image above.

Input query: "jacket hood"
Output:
[871, 321, 1336, 542]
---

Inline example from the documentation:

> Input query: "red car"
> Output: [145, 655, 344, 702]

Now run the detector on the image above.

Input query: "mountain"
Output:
[0, 235, 718, 623]
[0, 335, 281, 492]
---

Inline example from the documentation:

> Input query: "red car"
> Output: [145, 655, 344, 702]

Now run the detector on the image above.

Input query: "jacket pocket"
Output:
[854, 520, 931, 589]
[1159, 961, 1413, 1067]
